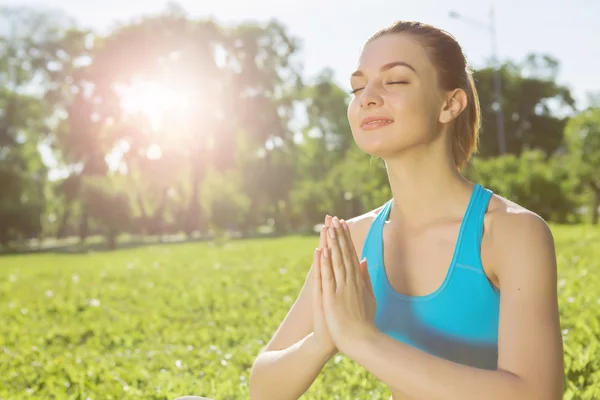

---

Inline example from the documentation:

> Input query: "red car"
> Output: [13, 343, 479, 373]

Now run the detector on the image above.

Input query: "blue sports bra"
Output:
[360, 183, 500, 370]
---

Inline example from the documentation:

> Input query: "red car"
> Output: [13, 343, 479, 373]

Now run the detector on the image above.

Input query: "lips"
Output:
[360, 115, 394, 130]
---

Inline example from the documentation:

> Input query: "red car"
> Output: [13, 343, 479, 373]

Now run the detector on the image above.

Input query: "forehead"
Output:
[355, 33, 432, 76]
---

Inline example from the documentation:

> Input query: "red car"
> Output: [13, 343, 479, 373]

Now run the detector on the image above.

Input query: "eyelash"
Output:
[350, 81, 409, 94]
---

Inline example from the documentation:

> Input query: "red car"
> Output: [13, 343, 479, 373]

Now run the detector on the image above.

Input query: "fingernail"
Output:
[323, 247, 329, 258]
[329, 227, 336, 238]
[332, 217, 341, 228]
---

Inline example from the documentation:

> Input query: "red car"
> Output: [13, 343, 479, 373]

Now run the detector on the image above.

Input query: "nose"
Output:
[359, 85, 383, 109]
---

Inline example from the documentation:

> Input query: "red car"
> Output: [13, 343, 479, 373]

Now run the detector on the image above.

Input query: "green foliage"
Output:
[2, 4, 596, 244]
[563, 107, 600, 223]
[0, 145, 46, 245]
[0, 227, 598, 398]
[0, 5, 598, 399]
[468, 150, 581, 223]
[564, 108, 600, 180]
[554, 226, 600, 399]
[201, 169, 251, 233]
[81, 176, 132, 249]
[473, 55, 576, 157]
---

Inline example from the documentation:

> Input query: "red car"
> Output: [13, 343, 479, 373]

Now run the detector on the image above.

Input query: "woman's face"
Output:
[347, 33, 446, 159]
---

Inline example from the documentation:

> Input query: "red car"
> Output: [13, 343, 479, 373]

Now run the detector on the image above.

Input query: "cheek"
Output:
[390, 91, 436, 125]
[347, 98, 361, 127]
[389, 90, 419, 112]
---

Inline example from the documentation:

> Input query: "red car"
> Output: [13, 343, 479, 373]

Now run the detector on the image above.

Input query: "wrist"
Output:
[305, 332, 337, 361]
[342, 324, 379, 358]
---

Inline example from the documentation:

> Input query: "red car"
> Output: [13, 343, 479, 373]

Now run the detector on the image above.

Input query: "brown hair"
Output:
[365, 21, 481, 170]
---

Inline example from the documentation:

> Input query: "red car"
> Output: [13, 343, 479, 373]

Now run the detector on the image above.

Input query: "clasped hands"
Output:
[311, 215, 377, 358]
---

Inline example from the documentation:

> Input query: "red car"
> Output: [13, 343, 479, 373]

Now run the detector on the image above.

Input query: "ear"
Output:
[438, 89, 468, 124]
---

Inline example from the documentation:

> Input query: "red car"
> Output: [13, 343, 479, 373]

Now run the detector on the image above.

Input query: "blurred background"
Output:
[1, 0, 599, 248]
[0, 0, 598, 399]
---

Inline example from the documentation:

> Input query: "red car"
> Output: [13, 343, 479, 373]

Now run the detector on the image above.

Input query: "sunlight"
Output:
[119, 79, 192, 130]
[146, 144, 162, 160]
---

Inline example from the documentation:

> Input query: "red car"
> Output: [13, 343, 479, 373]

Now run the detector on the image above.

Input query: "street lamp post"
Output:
[449, 7, 506, 155]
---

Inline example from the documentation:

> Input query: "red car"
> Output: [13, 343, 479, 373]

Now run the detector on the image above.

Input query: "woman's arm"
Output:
[342, 211, 564, 400]
[249, 332, 335, 400]
[249, 223, 337, 400]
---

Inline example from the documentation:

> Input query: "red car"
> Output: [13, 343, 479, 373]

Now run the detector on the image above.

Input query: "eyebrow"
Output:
[351, 61, 417, 78]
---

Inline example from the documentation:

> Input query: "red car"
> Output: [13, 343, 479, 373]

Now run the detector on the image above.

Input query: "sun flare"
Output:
[119, 80, 191, 130]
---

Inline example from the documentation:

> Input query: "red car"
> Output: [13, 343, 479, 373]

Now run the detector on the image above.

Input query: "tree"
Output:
[474, 54, 576, 157]
[564, 107, 600, 224]
[227, 20, 303, 234]
[0, 6, 75, 245]
[468, 150, 579, 223]
[302, 68, 354, 160]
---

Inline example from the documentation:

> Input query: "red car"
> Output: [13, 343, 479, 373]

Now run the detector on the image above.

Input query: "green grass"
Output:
[0, 225, 599, 399]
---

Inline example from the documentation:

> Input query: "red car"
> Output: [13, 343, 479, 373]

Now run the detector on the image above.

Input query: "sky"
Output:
[5, 0, 600, 110]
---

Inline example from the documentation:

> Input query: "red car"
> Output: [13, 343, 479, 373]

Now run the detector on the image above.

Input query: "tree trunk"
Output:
[185, 166, 200, 237]
[56, 207, 71, 238]
[79, 206, 88, 243]
[593, 186, 600, 225]
[136, 192, 148, 234]
[106, 230, 117, 250]
[243, 197, 260, 237]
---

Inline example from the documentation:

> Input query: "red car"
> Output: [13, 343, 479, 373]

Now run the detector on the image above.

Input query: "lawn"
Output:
[0, 225, 598, 399]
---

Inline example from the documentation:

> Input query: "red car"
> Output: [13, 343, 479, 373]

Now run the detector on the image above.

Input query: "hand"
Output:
[319, 216, 377, 354]
[311, 215, 337, 358]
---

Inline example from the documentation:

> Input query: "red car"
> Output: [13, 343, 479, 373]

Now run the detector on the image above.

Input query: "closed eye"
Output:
[350, 81, 409, 94]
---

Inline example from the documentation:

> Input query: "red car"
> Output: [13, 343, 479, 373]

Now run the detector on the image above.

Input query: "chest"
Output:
[380, 220, 460, 297]
[379, 217, 498, 297]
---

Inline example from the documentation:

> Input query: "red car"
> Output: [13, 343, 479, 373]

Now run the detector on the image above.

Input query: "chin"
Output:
[355, 141, 392, 158]
[352, 130, 404, 159]
[352, 125, 431, 159]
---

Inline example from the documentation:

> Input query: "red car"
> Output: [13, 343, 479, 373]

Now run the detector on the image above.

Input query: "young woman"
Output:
[249, 21, 564, 400]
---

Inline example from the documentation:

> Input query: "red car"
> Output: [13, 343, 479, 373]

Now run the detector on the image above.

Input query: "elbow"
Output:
[496, 371, 562, 400]
[527, 376, 564, 400]
[248, 384, 262, 400]
[514, 381, 563, 400]
[248, 354, 268, 400]
[532, 384, 564, 400]
[248, 362, 260, 399]
[522, 388, 563, 400]
[248, 374, 262, 399]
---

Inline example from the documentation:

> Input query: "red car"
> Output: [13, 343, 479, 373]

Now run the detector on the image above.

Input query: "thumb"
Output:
[360, 258, 374, 296]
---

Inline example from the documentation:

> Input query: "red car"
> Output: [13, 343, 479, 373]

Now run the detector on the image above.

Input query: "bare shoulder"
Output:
[485, 193, 555, 249]
[483, 193, 557, 284]
[342, 202, 388, 259]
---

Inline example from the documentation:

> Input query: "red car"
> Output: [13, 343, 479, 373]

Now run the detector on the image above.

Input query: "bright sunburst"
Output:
[119, 79, 191, 130]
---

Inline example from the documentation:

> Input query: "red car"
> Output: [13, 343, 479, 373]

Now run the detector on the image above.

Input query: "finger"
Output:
[319, 225, 327, 250]
[341, 219, 360, 262]
[360, 258, 374, 296]
[312, 248, 323, 311]
[325, 214, 332, 228]
[334, 217, 360, 284]
[344, 219, 364, 283]
[311, 227, 325, 277]
[320, 247, 336, 299]
[326, 224, 346, 285]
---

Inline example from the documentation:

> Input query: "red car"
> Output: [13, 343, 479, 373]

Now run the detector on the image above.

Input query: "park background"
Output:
[0, 0, 599, 398]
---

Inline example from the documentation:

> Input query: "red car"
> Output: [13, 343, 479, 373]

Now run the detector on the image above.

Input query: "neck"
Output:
[383, 146, 473, 226]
